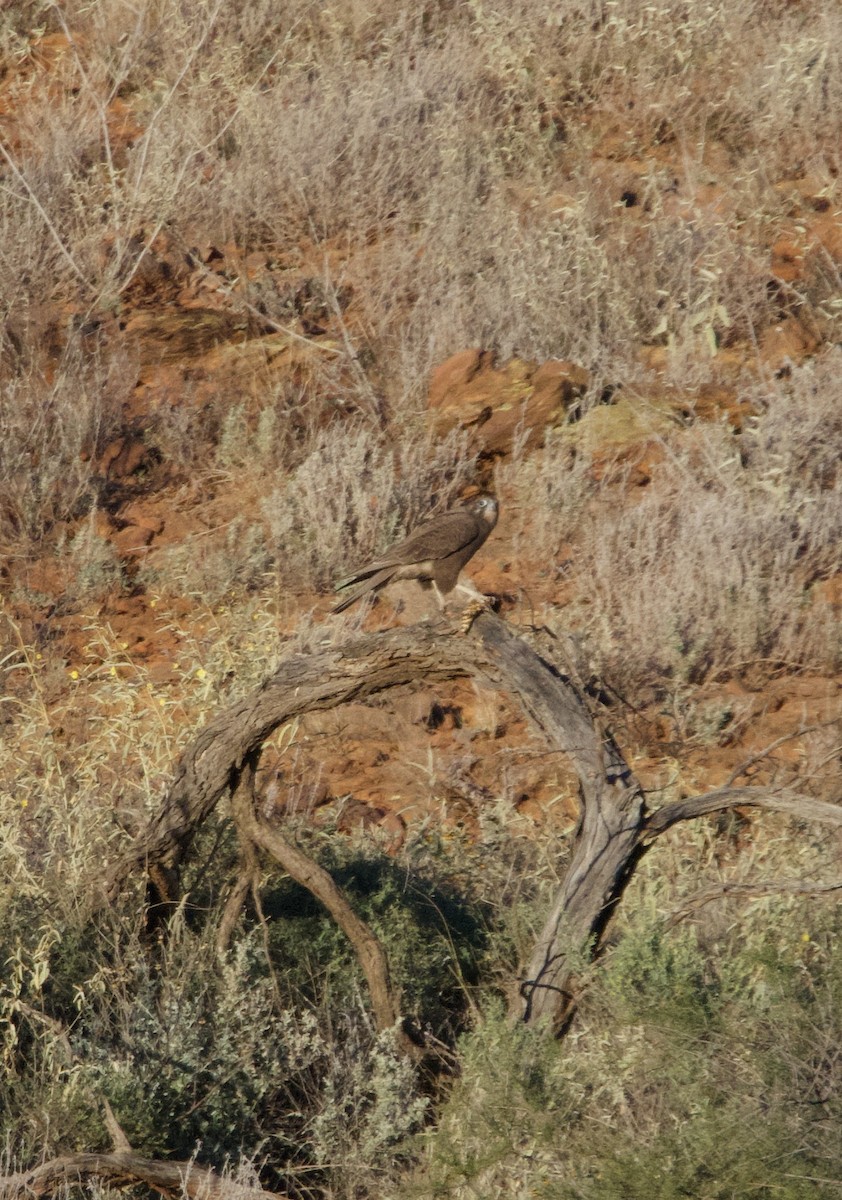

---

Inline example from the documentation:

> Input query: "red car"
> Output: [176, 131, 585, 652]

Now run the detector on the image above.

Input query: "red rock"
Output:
[428, 350, 589, 456]
[809, 210, 842, 264]
[770, 235, 805, 284]
[815, 574, 842, 609]
[428, 349, 491, 406]
[112, 524, 154, 556]
[93, 510, 116, 540]
[759, 316, 820, 368]
[98, 436, 148, 479]
[118, 501, 165, 536]
[21, 558, 69, 598]
[105, 96, 144, 150]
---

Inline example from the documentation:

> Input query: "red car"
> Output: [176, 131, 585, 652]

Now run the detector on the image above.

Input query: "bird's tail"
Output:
[331, 565, 394, 614]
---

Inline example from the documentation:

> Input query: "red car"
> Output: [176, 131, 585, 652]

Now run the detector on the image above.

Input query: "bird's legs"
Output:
[432, 579, 493, 630]
[454, 579, 489, 605]
[453, 579, 494, 632]
[433, 578, 489, 609]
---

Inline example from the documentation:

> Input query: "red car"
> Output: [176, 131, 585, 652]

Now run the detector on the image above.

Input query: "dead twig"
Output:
[665, 878, 842, 930]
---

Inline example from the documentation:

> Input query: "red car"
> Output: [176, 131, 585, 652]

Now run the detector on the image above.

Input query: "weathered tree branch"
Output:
[644, 785, 842, 840]
[664, 877, 842, 930]
[105, 620, 474, 899]
[216, 851, 260, 958]
[471, 620, 647, 1032]
[0, 1153, 285, 1200]
[228, 750, 406, 1045]
[105, 610, 840, 1036]
[102, 1098, 133, 1155]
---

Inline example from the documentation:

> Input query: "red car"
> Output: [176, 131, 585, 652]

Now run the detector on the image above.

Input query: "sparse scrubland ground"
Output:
[1, 0, 842, 1196]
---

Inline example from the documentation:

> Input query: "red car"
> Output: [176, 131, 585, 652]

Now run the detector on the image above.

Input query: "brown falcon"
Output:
[332, 494, 498, 614]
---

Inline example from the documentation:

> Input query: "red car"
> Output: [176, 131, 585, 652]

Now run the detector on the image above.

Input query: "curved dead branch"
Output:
[228, 750, 406, 1044]
[105, 610, 841, 1036]
[665, 877, 842, 930]
[106, 618, 472, 899]
[645, 785, 842, 839]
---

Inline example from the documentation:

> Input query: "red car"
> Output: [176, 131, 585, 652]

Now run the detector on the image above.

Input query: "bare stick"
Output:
[229, 751, 407, 1047]
[215, 856, 259, 957]
[644, 785, 842, 840]
[665, 877, 842, 930]
[724, 719, 838, 787]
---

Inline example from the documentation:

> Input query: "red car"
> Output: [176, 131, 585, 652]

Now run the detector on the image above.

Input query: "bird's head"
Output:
[469, 493, 499, 529]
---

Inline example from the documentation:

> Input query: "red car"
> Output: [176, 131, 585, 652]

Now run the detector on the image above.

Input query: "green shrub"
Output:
[417, 900, 842, 1199]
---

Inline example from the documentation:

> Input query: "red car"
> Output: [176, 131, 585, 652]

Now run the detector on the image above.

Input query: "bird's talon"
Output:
[459, 599, 489, 633]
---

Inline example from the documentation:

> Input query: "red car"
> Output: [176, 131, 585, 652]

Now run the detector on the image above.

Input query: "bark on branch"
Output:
[665, 877, 842, 930]
[106, 610, 841, 1036]
[644, 785, 842, 839]
[106, 619, 477, 898]
[228, 750, 405, 1043]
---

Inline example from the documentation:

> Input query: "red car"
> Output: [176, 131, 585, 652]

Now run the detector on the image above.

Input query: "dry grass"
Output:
[550, 356, 842, 689]
[0, 0, 837, 527]
[0, 346, 129, 548]
[3, 0, 840, 404]
[2, 0, 842, 1193]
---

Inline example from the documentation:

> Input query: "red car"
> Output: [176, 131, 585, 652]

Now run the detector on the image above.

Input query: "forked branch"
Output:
[228, 749, 406, 1045]
[665, 877, 842, 930]
[106, 611, 841, 1036]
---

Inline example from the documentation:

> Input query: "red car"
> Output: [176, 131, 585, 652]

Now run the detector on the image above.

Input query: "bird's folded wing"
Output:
[381, 510, 480, 563]
[335, 510, 479, 590]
